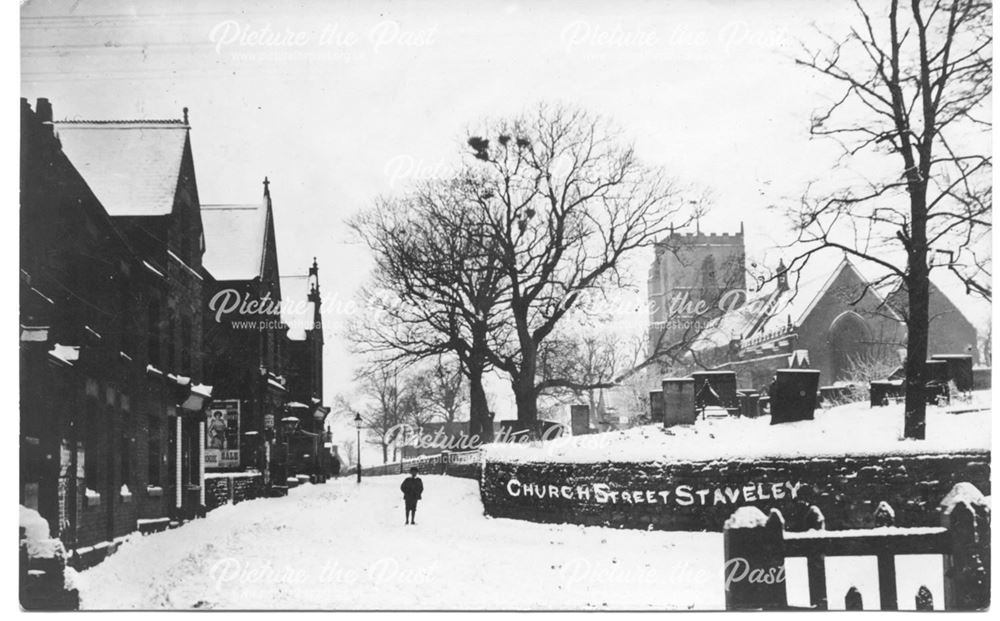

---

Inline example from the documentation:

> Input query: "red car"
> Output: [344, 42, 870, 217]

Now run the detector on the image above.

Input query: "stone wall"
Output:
[480, 452, 990, 532]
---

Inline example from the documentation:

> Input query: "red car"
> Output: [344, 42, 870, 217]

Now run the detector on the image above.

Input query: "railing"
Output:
[722, 482, 990, 611]
[348, 449, 484, 478]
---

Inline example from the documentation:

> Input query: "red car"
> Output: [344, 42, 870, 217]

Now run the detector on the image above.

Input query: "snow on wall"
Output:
[480, 452, 990, 532]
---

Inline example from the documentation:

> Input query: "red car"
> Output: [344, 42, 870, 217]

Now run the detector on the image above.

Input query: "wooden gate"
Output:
[723, 482, 990, 610]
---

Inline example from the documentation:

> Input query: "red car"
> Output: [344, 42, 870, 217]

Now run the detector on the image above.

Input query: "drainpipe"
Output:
[175, 416, 183, 510]
[198, 420, 206, 508]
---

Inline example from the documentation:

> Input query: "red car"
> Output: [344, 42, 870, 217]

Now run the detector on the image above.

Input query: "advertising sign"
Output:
[205, 400, 241, 469]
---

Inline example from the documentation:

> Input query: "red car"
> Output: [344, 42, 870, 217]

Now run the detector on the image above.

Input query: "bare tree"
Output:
[792, 0, 991, 438]
[348, 177, 509, 442]
[465, 103, 698, 427]
[410, 356, 468, 424]
[340, 366, 409, 464]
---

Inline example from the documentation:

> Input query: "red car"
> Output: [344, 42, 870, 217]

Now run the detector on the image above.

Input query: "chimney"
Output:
[35, 98, 53, 125]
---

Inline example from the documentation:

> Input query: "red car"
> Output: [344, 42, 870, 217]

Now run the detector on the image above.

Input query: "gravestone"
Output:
[570, 404, 591, 436]
[870, 379, 903, 406]
[769, 369, 821, 425]
[662, 377, 696, 427]
[691, 371, 738, 412]
[736, 390, 761, 418]
[649, 390, 665, 423]
[924, 359, 951, 404]
[931, 354, 974, 392]
[925, 359, 950, 383]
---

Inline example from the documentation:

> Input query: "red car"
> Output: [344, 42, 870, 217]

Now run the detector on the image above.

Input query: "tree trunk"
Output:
[467, 364, 493, 444]
[903, 184, 930, 439]
[381, 443, 388, 464]
[513, 369, 539, 428]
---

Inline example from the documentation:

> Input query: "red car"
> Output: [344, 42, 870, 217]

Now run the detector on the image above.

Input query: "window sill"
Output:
[84, 489, 101, 508]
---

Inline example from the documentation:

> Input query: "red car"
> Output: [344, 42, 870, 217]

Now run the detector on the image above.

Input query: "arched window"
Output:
[701, 255, 718, 300]
[828, 311, 872, 380]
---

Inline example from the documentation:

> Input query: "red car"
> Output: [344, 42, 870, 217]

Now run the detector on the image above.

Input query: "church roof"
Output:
[53, 119, 189, 217]
[201, 202, 269, 281]
[693, 255, 887, 352]
[278, 274, 315, 341]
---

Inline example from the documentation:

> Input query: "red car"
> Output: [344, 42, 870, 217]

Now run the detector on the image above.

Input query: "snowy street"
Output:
[73, 476, 725, 610]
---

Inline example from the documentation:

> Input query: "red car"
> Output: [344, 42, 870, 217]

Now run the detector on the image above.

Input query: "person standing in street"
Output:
[400, 467, 423, 525]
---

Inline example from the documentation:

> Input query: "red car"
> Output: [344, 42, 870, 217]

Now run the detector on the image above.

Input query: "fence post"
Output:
[872, 501, 898, 610]
[723, 506, 787, 610]
[804, 504, 827, 610]
[915, 585, 934, 611]
[845, 586, 863, 610]
[940, 482, 990, 610]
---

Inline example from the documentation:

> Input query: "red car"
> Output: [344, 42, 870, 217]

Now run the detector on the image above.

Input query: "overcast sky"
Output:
[21, 0, 991, 432]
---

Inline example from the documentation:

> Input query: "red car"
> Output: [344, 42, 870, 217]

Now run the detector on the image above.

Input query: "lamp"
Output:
[354, 412, 362, 483]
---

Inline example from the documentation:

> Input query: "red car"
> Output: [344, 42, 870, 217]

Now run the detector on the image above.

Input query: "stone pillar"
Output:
[723, 506, 787, 610]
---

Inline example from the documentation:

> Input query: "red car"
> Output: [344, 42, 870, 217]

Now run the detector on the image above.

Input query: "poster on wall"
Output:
[205, 400, 241, 469]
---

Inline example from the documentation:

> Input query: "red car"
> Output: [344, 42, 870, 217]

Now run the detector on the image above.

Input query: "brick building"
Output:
[20, 98, 212, 559]
[201, 184, 330, 481]
[201, 182, 288, 480]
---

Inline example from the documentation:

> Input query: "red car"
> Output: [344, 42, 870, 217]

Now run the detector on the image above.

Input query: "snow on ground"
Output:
[485, 391, 992, 464]
[74, 475, 951, 610]
[74, 476, 723, 610]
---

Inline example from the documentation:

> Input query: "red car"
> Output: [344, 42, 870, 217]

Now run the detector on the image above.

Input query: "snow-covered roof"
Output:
[201, 203, 268, 281]
[53, 120, 188, 217]
[753, 257, 860, 336]
[278, 274, 315, 340]
[693, 256, 880, 353]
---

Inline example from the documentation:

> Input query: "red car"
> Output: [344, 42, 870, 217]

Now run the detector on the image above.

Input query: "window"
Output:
[180, 207, 191, 263]
[119, 423, 132, 489]
[167, 316, 176, 370]
[147, 300, 161, 367]
[147, 424, 161, 486]
[119, 272, 133, 355]
[181, 316, 192, 373]
[84, 400, 99, 490]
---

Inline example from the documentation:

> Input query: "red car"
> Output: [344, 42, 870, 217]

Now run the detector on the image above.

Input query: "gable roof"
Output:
[693, 256, 888, 352]
[278, 274, 315, 340]
[201, 202, 270, 281]
[876, 273, 978, 329]
[52, 119, 189, 217]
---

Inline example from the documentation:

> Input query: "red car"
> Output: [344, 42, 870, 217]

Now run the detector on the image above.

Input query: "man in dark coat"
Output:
[400, 467, 423, 525]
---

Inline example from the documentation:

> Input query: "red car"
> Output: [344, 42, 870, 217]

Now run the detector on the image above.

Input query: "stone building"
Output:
[647, 225, 746, 358]
[649, 227, 979, 389]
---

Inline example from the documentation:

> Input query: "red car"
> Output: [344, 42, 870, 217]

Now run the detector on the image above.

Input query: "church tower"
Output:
[648, 223, 747, 364]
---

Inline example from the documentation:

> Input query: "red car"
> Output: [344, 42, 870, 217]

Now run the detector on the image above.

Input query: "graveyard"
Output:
[478, 358, 991, 537]
[488, 389, 992, 464]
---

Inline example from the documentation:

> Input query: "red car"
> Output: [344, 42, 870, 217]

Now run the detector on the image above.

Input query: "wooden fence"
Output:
[723, 482, 990, 611]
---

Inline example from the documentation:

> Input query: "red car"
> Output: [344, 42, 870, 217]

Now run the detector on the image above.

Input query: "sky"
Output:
[21, 0, 992, 439]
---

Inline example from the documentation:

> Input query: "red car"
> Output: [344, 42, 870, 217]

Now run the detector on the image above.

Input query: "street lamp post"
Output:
[354, 413, 362, 483]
